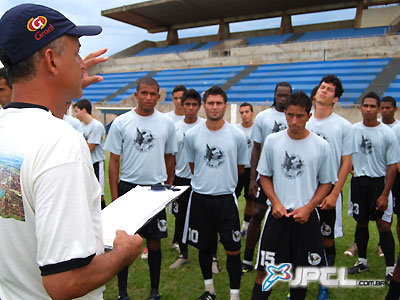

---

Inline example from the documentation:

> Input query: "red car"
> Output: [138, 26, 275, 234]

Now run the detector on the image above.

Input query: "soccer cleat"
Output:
[316, 286, 329, 300]
[197, 291, 216, 300]
[348, 260, 369, 274]
[169, 255, 190, 269]
[212, 256, 221, 274]
[376, 245, 384, 257]
[141, 247, 148, 260]
[148, 289, 161, 300]
[344, 242, 358, 257]
[116, 296, 130, 300]
[171, 242, 180, 253]
[386, 272, 393, 284]
[240, 230, 247, 239]
[241, 262, 253, 275]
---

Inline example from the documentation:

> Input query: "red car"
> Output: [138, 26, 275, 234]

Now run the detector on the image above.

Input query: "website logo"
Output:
[262, 263, 292, 291]
[27, 16, 47, 31]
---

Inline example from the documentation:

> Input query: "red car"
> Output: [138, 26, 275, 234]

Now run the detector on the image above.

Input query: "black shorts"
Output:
[317, 185, 341, 240]
[350, 176, 385, 222]
[392, 173, 400, 215]
[172, 175, 191, 243]
[256, 209, 325, 272]
[186, 191, 241, 251]
[118, 180, 168, 240]
[235, 167, 251, 199]
[254, 178, 268, 205]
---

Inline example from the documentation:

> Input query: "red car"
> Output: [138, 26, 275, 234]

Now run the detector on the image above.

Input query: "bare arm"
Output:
[109, 153, 120, 201]
[164, 153, 175, 185]
[189, 162, 194, 174]
[87, 143, 96, 152]
[43, 230, 142, 300]
[249, 142, 261, 197]
[377, 163, 397, 211]
[320, 154, 352, 210]
[260, 175, 288, 219]
[289, 183, 332, 224]
[238, 165, 245, 176]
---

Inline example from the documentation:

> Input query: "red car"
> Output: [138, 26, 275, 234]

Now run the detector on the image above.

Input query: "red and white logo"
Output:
[27, 16, 47, 31]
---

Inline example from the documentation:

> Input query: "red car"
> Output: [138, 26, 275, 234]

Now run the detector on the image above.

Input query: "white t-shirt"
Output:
[63, 113, 83, 133]
[175, 118, 205, 179]
[236, 123, 253, 168]
[0, 107, 103, 300]
[306, 112, 357, 182]
[392, 123, 400, 145]
[165, 110, 185, 123]
[82, 118, 106, 164]
[352, 121, 400, 178]
[251, 107, 287, 146]
[184, 121, 249, 195]
[257, 130, 337, 210]
[105, 109, 177, 185]
[378, 118, 400, 128]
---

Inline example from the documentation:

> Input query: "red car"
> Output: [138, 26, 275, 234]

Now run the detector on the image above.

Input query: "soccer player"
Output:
[0, 4, 142, 300]
[170, 88, 204, 269]
[0, 68, 11, 107]
[306, 74, 356, 300]
[235, 102, 255, 237]
[379, 96, 399, 128]
[64, 99, 83, 133]
[73, 99, 106, 209]
[183, 85, 248, 300]
[251, 91, 336, 300]
[347, 92, 399, 282]
[165, 85, 187, 123]
[242, 82, 292, 274]
[105, 76, 177, 300]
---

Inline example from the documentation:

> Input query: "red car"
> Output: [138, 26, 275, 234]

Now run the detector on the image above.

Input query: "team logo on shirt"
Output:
[247, 138, 252, 149]
[157, 219, 167, 232]
[134, 128, 155, 152]
[308, 252, 321, 266]
[320, 222, 332, 236]
[272, 121, 287, 133]
[312, 131, 328, 142]
[281, 151, 305, 179]
[204, 144, 225, 168]
[232, 230, 241, 242]
[360, 135, 372, 154]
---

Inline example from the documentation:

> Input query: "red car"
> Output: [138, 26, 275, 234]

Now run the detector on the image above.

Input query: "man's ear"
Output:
[43, 48, 58, 76]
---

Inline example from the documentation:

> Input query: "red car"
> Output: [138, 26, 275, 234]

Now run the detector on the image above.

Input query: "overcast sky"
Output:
[0, 1, 357, 59]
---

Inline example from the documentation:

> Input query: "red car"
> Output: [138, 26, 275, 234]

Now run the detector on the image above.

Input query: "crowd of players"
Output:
[1, 3, 400, 300]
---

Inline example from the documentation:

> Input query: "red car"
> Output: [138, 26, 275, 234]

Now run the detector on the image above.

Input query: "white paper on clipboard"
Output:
[101, 185, 189, 248]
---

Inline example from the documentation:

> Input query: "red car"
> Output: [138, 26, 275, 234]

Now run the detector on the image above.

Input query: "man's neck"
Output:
[241, 120, 253, 128]
[135, 107, 154, 117]
[206, 119, 225, 131]
[82, 114, 94, 125]
[363, 119, 380, 127]
[382, 117, 395, 125]
[314, 104, 333, 120]
[184, 116, 198, 124]
[287, 128, 310, 140]
[174, 108, 184, 116]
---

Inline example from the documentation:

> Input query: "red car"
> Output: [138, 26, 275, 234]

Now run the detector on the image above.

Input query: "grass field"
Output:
[102, 152, 398, 299]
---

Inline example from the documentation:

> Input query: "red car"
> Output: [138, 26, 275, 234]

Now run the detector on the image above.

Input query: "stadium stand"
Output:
[383, 74, 400, 99]
[247, 33, 293, 46]
[134, 43, 199, 56]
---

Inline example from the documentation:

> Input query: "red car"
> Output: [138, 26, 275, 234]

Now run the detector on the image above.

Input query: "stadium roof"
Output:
[102, 0, 398, 33]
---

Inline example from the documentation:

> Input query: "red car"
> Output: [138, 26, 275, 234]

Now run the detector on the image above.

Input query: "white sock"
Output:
[230, 289, 240, 300]
[359, 258, 368, 266]
[205, 279, 215, 295]
[241, 221, 249, 231]
[243, 259, 252, 266]
[387, 266, 395, 275]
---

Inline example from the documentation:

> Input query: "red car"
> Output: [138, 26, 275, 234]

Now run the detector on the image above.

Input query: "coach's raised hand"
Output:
[82, 48, 109, 89]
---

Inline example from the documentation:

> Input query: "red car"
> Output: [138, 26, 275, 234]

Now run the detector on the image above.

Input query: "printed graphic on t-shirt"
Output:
[311, 130, 328, 141]
[272, 121, 287, 133]
[281, 151, 305, 179]
[0, 153, 24, 221]
[246, 138, 252, 149]
[134, 127, 155, 152]
[360, 135, 372, 154]
[204, 144, 225, 168]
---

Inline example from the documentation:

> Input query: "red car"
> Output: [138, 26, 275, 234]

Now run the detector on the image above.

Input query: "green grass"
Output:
[102, 155, 398, 299]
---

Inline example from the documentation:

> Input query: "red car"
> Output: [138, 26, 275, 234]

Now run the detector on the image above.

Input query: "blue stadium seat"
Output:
[247, 33, 292, 46]
[382, 74, 400, 101]
[134, 43, 198, 56]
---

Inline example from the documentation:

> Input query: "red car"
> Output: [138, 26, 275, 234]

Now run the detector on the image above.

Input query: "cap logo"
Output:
[27, 16, 47, 31]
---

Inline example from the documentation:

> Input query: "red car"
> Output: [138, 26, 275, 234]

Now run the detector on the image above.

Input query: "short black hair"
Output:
[381, 96, 396, 108]
[362, 91, 380, 106]
[240, 102, 253, 112]
[203, 85, 227, 103]
[310, 85, 319, 100]
[137, 76, 159, 92]
[319, 74, 344, 99]
[0, 68, 11, 88]
[274, 82, 292, 94]
[73, 99, 92, 115]
[285, 90, 312, 114]
[182, 88, 201, 105]
[172, 85, 187, 94]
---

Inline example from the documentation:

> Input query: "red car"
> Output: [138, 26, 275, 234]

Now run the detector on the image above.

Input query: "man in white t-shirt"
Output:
[379, 96, 399, 128]
[235, 102, 254, 238]
[74, 99, 106, 209]
[183, 85, 248, 300]
[242, 82, 292, 274]
[0, 4, 142, 300]
[165, 85, 186, 123]
[347, 92, 399, 282]
[251, 91, 336, 300]
[306, 74, 356, 300]
[63, 99, 83, 133]
[105, 76, 177, 300]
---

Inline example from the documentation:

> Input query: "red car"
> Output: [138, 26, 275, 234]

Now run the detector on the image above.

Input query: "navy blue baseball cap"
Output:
[0, 3, 102, 65]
